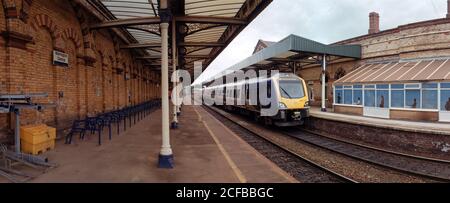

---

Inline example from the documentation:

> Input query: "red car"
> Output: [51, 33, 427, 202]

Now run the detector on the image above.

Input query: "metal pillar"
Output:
[158, 5, 174, 168]
[321, 54, 327, 112]
[171, 19, 179, 129]
[14, 109, 20, 154]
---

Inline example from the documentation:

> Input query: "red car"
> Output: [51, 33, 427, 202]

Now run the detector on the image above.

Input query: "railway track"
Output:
[283, 128, 450, 182]
[203, 106, 358, 183]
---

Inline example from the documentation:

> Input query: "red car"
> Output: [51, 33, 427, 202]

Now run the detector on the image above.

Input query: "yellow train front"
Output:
[207, 73, 310, 127]
[262, 73, 310, 127]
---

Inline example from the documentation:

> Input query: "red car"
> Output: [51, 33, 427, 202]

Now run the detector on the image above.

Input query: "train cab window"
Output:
[279, 80, 305, 99]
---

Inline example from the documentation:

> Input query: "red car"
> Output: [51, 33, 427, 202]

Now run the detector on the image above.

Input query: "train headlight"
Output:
[305, 101, 310, 107]
[279, 102, 288, 109]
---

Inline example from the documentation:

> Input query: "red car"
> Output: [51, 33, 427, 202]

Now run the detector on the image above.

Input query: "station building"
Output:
[0, 0, 163, 140]
[0, 0, 273, 171]
[295, 4, 450, 122]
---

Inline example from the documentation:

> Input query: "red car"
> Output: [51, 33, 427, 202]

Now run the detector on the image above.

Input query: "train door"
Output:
[260, 80, 272, 109]
[245, 84, 250, 106]
[222, 86, 226, 106]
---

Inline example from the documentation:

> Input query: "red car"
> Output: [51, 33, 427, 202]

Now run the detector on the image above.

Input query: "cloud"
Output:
[193, 0, 447, 85]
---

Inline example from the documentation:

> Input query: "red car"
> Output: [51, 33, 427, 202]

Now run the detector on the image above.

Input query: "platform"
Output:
[1, 105, 296, 183]
[310, 108, 450, 136]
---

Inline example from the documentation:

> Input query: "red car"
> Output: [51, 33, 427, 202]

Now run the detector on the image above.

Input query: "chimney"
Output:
[369, 12, 380, 34]
[447, 0, 450, 18]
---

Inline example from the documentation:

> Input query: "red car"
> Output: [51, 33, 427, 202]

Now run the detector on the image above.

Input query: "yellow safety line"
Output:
[193, 107, 247, 183]
[201, 108, 299, 183]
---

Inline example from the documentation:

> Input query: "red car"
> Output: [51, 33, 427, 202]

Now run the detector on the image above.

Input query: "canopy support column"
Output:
[321, 54, 327, 112]
[158, 4, 174, 168]
[171, 19, 179, 129]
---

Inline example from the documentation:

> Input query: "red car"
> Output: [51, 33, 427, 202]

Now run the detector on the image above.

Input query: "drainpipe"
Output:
[322, 54, 327, 112]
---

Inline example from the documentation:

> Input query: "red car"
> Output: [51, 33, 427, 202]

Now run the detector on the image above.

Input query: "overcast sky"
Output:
[192, 0, 447, 85]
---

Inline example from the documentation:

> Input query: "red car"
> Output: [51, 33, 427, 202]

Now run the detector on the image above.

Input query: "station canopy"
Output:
[88, 0, 273, 76]
[335, 59, 450, 85]
[207, 34, 362, 82]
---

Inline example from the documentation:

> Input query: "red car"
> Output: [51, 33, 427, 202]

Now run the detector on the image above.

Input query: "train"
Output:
[203, 73, 310, 127]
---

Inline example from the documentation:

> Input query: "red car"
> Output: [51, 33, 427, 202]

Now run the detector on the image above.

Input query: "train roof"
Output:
[205, 73, 301, 89]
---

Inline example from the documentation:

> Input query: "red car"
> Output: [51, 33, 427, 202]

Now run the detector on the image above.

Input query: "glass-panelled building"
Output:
[333, 59, 450, 122]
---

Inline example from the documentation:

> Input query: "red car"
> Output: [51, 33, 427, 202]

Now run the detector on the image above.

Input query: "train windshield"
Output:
[279, 80, 305, 99]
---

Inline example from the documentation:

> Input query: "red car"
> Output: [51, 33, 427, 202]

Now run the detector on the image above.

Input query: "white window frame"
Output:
[404, 83, 422, 109]
[441, 83, 450, 112]
[333, 85, 344, 105]
[343, 85, 353, 105]
[375, 84, 390, 109]
[333, 82, 450, 116]
[353, 85, 363, 106]
[421, 83, 439, 110]
[363, 84, 376, 107]
[334, 85, 364, 108]
[390, 84, 405, 109]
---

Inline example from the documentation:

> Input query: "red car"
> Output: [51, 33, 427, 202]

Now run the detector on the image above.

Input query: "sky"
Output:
[192, 0, 447, 85]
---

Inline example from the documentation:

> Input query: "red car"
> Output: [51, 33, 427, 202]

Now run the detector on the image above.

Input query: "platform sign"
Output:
[53, 50, 69, 66]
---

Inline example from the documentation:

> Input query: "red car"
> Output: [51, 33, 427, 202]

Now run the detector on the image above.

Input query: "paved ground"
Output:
[0, 105, 296, 183]
[311, 107, 450, 135]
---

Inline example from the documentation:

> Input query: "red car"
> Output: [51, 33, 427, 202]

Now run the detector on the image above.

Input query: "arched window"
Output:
[334, 68, 346, 80]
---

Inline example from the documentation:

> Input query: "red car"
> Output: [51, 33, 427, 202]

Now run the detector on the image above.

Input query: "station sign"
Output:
[53, 50, 69, 66]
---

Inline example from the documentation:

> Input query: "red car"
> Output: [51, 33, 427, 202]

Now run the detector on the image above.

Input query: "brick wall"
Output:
[0, 1, 6, 133]
[0, 0, 160, 136]
[298, 60, 359, 107]
[304, 117, 450, 161]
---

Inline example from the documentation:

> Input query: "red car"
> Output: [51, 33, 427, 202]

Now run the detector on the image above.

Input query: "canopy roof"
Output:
[87, 0, 273, 75]
[335, 59, 450, 85]
[208, 34, 361, 81]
